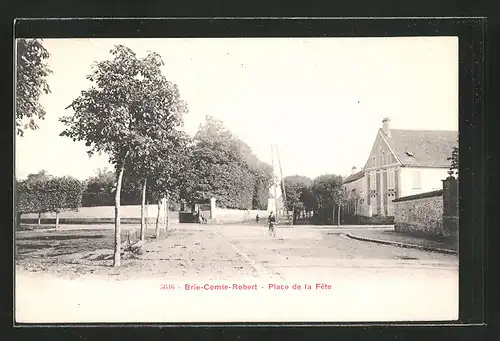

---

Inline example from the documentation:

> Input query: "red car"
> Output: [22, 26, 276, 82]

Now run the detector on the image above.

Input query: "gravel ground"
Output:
[15, 225, 258, 280]
[15, 224, 459, 323]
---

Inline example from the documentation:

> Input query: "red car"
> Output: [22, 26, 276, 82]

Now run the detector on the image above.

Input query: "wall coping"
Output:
[393, 189, 443, 203]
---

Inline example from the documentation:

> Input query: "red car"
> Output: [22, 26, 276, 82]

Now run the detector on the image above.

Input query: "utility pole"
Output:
[275, 144, 290, 225]
[271, 145, 279, 220]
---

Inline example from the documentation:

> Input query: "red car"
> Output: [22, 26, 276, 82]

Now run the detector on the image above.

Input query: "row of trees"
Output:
[16, 171, 84, 229]
[182, 117, 273, 210]
[281, 173, 345, 225]
[17, 40, 273, 267]
[78, 118, 273, 211]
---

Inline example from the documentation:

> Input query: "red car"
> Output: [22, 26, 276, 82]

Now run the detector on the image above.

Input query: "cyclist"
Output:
[268, 211, 277, 237]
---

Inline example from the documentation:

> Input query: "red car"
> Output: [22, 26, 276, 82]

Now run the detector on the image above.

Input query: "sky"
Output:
[15, 37, 458, 181]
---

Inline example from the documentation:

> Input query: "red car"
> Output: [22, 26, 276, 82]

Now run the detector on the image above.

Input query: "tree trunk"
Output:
[140, 178, 147, 241]
[55, 212, 60, 229]
[337, 205, 341, 226]
[16, 211, 22, 230]
[165, 195, 169, 232]
[292, 208, 295, 225]
[332, 205, 335, 225]
[38, 213, 42, 225]
[113, 164, 126, 267]
[155, 199, 161, 239]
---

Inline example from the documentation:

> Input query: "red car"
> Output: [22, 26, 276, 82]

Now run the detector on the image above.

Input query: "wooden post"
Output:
[55, 211, 60, 229]
[271, 145, 279, 221]
[140, 178, 147, 241]
[166, 195, 169, 231]
[155, 199, 161, 239]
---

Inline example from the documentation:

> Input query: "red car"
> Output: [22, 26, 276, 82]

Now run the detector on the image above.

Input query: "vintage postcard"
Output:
[14, 36, 459, 323]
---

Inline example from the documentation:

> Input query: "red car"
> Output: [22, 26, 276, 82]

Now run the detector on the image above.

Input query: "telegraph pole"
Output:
[271, 145, 279, 220]
[275, 145, 290, 224]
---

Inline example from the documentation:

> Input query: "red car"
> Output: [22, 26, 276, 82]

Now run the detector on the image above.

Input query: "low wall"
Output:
[211, 208, 268, 224]
[21, 205, 179, 224]
[393, 190, 444, 236]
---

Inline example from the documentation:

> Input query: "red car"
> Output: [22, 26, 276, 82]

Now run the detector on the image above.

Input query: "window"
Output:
[372, 157, 376, 167]
[387, 170, 395, 189]
[412, 170, 421, 189]
[379, 154, 383, 166]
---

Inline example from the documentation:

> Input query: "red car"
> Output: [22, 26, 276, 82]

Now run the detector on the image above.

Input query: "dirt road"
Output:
[15, 224, 458, 323]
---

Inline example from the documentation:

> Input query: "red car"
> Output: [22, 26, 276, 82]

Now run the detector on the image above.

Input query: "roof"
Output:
[383, 129, 458, 168]
[392, 189, 443, 203]
[343, 170, 365, 184]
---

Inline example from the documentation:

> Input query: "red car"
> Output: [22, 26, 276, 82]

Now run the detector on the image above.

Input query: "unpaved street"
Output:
[15, 224, 458, 323]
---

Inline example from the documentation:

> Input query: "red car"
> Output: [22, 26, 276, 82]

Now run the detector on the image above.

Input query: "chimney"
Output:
[351, 166, 357, 174]
[382, 117, 391, 137]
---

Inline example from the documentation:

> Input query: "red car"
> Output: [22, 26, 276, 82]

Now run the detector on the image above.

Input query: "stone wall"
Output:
[393, 190, 444, 236]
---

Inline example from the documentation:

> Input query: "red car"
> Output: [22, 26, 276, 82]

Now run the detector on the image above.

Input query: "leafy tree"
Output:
[252, 163, 274, 210]
[123, 52, 188, 240]
[16, 172, 84, 229]
[81, 168, 153, 207]
[282, 175, 313, 223]
[82, 168, 116, 207]
[147, 131, 191, 237]
[311, 174, 344, 225]
[60, 45, 187, 266]
[447, 142, 459, 177]
[16, 170, 53, 226]
[183, 116, 270, 210]
[44, 176, 84, 229]
[130, 130, 191, 239]
[301, 187, 318, 213]
[16, 39, 52, 137]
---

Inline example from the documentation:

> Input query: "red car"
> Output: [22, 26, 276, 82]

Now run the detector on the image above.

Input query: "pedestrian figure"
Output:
[256, 214, 259, 223]
[268, 211, 276, 237]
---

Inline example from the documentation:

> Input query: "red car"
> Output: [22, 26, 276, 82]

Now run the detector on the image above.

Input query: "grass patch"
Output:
[15, 226, 174, 276]
[16, 229, 117, 260]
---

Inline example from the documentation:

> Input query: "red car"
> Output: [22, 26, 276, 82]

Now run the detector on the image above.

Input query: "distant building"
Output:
[342, 166, 367, 217]
[343, 118, 457, 218]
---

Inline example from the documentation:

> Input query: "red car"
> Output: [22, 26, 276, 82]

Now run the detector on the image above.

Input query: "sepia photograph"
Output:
[14, 36, 459, 323]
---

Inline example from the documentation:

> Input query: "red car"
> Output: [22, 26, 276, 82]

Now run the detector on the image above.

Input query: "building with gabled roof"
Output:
[342, 166, 367, 217]
[343, 118, 457, 218]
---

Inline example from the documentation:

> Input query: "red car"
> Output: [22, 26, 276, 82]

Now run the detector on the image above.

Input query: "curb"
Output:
[344, 233, 458, 255]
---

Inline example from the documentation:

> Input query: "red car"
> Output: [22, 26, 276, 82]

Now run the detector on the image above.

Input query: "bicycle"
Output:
[268, 221, 277, 238]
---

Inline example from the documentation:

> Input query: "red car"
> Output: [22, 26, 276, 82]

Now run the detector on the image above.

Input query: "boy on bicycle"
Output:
[268, 211, 277, 236]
